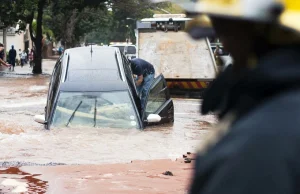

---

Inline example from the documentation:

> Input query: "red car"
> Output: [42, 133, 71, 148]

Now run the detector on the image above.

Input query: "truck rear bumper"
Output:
[166, 79, 213, 98]
[166, 79, 212, 90]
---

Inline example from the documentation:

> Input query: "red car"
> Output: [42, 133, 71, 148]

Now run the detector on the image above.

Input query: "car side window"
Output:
[145, 75, 168, 114]
[121, 53, 142, 114]
[121, 54, 135, 84]
[46, 60, 59, 118]
[46, 60, 62, 118]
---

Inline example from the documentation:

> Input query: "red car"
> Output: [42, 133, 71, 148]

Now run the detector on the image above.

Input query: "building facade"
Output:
[0, 24, 33, 60]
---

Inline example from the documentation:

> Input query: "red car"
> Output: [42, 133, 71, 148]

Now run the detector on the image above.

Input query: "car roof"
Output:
[59, 81, 128, 92]
[110, 45, 136, 47]
[64, 46, 125, 82]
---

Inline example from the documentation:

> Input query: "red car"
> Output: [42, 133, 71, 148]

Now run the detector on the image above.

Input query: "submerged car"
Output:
[34, 46, 174, 129]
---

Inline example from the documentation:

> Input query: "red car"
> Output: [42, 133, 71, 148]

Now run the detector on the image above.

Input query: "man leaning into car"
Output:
[130, 58, 155, 111]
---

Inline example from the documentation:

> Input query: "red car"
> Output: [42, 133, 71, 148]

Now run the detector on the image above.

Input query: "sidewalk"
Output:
[0, 58, 58, 76]
[14, 158, 195, 194]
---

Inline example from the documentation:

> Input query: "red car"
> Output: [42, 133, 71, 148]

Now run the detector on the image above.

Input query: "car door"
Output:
[45, 58, 62, 126]
[142, 74, 174, 126]
[121, 53, 142, 116]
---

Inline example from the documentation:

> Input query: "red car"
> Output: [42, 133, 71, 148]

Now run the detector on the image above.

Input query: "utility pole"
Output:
[0, 17, 6, 61]
[3, 28, 7, 61]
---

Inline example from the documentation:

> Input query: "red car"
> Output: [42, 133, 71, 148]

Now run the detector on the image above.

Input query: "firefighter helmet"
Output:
[165, 0, 300, 34]
[185, 14, 215, 39]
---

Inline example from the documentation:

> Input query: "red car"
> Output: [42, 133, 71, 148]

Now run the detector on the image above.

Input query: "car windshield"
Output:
[52, 91, 139, 129]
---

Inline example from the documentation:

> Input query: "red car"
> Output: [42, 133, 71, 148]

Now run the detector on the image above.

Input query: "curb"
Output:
[0, 72, 51, 76]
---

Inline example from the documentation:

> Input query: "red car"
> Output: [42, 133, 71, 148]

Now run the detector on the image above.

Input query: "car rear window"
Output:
[67, 48, 123, 81]
[68, 48, 120, 70]
[67, 69, 121, 82]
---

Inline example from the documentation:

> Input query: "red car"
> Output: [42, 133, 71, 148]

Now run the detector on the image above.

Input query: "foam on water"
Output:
[0, 75, 216, 166]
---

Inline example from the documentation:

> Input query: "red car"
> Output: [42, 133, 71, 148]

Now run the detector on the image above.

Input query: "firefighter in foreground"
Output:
[166, 0, 300, 193]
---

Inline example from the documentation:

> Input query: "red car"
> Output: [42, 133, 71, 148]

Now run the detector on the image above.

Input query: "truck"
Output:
[135, 14, 218, 97]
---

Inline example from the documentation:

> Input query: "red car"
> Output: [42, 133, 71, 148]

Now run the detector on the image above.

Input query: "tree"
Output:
[0, 0, 46, 74]
[46, 0, 108, 48]
[29, 0, 47, 74]
[0, 0, 34, 58]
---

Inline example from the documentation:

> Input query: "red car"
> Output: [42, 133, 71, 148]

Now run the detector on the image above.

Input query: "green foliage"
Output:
[153, 2, 184, 14]
[0, 0, 37, 29]
[32, 19, 54, 41]
[1, 0, 181, 46]
[80, 0, 175, 45]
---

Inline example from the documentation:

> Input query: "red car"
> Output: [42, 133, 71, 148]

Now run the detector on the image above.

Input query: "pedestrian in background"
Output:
[165, 0, 300, 193]
[8, 45, 17, 71]
[213, 45, 224, 66]
[20, 50, 27, 67]
[58, 46, 63, 55]
[25, 48, 29, 64]
[29, 49, 35, 68]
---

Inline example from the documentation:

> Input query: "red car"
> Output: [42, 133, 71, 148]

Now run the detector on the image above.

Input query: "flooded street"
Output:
[0, 61, 216, 193]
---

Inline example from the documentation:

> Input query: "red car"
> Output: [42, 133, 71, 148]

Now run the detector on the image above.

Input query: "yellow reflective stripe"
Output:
[200, 82, 207, 88]
[181, 82, 189, 89]
[191, 82, 199, 89]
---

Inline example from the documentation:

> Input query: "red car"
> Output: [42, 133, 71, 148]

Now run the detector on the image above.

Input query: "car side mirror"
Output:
[147, 114, 161, 123]
[34, 115, 46, 124]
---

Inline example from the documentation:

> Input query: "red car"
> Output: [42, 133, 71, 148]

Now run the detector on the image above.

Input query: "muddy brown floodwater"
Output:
[0, 63, 217, 193]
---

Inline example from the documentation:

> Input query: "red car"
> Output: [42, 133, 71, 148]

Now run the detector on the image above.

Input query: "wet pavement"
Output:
[1, 158, 194, 194]
[0, 59, 216, 193]
[0, 167, 48, 193]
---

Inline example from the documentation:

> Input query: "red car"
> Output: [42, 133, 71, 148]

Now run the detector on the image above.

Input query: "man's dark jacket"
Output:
[190, 47, 300, 194]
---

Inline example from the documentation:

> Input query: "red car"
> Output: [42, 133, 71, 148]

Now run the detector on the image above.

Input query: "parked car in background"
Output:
[34, 46, 174, 129]
[109, 42, 137, 60]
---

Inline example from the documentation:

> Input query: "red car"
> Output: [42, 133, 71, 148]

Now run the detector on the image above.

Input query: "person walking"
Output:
[213, 45, 224, 66]
[8, 45, 17, 71]
[163, 0, 300, 193]
[20, 50, 27, 67]
[58, 46, 63, 55]
[130, 58, 155, 110]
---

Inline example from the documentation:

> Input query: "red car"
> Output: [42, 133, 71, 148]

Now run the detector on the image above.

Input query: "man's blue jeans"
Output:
[137, 74, 155, 111]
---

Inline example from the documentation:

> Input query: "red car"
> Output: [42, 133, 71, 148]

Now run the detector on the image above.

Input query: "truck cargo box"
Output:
[137, 30, 217, 80]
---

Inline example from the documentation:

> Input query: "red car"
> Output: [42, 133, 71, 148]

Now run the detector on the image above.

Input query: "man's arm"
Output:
[134, 65, 144, 86]
[0, 58, 10, 67]
[136, 75, 144, 86]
